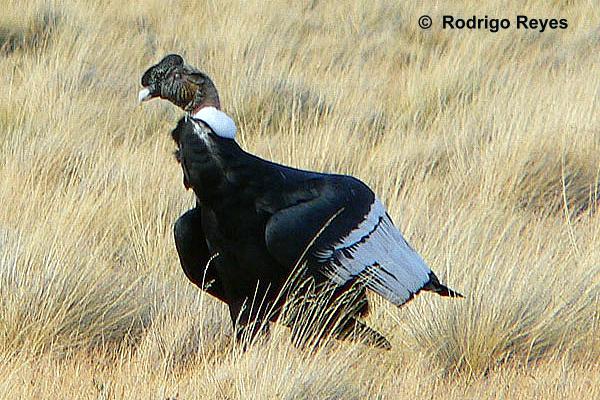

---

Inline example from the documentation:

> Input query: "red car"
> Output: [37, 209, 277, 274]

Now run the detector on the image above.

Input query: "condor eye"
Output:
[174, 72, 181, 79]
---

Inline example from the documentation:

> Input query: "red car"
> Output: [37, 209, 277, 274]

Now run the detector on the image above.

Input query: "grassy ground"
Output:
[1, 0, 599, 398]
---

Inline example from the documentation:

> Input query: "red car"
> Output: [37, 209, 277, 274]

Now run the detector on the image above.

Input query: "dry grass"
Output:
[1, 0, 599, 398]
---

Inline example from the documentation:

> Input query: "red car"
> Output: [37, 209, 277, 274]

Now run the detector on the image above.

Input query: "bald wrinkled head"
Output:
[139, 54, 220, 112]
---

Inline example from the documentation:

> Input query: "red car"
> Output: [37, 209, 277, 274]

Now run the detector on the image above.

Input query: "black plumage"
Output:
[139, 55, 462, 348]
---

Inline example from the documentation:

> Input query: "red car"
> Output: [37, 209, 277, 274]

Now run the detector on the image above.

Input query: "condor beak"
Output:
[138, 87, 153, 103]
[138, 83, 160, 103]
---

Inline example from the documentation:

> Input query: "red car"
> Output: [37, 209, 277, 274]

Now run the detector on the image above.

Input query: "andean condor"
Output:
[139, 54, 462, 349]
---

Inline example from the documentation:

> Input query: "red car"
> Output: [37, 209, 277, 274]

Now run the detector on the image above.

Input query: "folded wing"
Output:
[264, 175, 432, 306]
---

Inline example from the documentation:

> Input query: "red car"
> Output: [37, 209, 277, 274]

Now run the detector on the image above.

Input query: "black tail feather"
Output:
[433, 283, 464, 298]
[423, 272, 464, 298]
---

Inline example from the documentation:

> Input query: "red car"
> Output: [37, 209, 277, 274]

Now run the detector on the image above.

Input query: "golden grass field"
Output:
[1, 0, 599, 398]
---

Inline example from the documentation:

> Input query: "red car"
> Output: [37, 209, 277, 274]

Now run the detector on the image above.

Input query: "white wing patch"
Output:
[315, 199, 432, 306]
[192, 107, 237, 139]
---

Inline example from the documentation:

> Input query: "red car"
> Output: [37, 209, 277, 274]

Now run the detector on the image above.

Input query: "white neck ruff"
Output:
[192, 107, 237, 139]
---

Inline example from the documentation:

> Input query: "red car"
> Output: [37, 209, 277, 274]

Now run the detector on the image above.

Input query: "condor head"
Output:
[138, 54, 220, 113]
